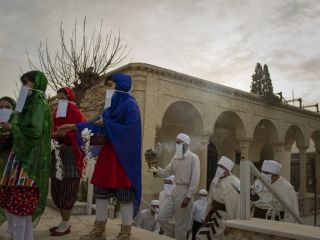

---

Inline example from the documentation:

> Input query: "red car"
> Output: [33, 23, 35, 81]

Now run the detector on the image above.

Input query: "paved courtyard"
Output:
[0, 207, 173, 240]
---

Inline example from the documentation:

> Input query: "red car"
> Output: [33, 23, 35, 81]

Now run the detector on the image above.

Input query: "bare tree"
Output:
[27, 18, 129, 105]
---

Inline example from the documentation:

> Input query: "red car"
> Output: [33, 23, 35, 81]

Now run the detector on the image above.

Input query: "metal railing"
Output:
[240, 160, 302, 224]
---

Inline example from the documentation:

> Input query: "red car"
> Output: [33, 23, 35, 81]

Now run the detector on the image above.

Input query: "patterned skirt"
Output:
[0, 152, 39, 216]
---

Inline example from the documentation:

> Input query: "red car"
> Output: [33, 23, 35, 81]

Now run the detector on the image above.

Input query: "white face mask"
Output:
[164, 183, 174, 195]
[261, 172, 272, 184]
[0, 109, 13, 123]
[15, 86, 30, 113]
[199, 196, 207, 206]
[175, 143, 184, 159]
[212, 167, 225, 184]
[104, 89, 115, 109]
[56, 100, 69, 118]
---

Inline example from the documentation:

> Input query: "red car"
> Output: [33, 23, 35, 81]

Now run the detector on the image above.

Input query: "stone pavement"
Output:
[0, 207, 173, 240]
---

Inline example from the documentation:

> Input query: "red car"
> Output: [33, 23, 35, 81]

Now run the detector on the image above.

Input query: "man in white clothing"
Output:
[135, 200, 160, 233]
[189, 189, 208, 240]
[252, 160, 299, 223]
[150, 133, 200, 240]
[200, 156, 240, 240]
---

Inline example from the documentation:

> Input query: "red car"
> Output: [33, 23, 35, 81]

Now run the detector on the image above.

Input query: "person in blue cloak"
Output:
[57, 73, 142, 240]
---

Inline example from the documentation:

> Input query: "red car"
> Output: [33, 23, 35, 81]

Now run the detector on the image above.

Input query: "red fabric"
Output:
[52, 87, 86, 176]
[91, 143, 131, 188]
[0, 186, 39, 216]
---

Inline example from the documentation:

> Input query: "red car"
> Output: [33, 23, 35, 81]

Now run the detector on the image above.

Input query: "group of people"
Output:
[135, 152, 299, 240]
[0, 71, 142, 240]
[0, 70, 300, 240]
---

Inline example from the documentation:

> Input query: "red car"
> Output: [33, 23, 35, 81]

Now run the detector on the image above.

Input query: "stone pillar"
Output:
[273, 144, 291, 181]
[239, 141, 250, 160]
[199, 133, 210, 189]
[234, 141, 251, 178]
[298, 147, 308, 194]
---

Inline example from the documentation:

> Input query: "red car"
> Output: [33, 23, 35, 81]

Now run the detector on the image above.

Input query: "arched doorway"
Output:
[212, 111, 246, 177]
[285, 125, 305, 191]
[156, 101, 203, 167]
[207, 138, 218, 189]
[250, 119, 278, 166]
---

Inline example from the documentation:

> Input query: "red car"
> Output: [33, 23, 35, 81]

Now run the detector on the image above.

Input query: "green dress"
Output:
[0, 72, 52, 226]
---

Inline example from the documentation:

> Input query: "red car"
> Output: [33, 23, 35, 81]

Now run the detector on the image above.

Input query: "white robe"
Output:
[197, 175, 240, 240]
[135, 209, 160, 233]
[254, 176, 299, 223]
[156, 150, 200, 240]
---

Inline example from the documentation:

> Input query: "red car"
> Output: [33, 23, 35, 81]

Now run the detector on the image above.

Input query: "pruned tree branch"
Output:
[27, 18, 129, 105]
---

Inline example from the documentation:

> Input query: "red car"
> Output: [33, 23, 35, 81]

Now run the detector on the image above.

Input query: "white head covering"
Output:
[261, 160, 281, 175]
[217, 156, 234, 172]
[176, 133, 190, 145]
[199, 189, 208, 195]
[165, 175, 175, 184]
[150, 200, 159, 206]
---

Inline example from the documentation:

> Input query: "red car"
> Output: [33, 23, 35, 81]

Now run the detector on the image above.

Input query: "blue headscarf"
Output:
[77, 73, 142, 216]
[103, 73, 142, 216]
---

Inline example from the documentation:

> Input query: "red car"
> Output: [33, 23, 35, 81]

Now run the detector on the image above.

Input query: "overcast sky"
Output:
[1, 0, 319, 106]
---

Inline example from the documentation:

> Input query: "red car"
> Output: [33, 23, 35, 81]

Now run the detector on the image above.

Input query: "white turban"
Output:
[217, 156, 234, 172]
[199, 189, 208, 195]
[165, 175, 175, 184]
[150, 200, 159, 206]
[176, 133, 190, 145]
[261, 160, 281, 175]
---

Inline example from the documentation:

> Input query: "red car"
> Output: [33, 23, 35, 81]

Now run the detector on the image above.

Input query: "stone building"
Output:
[80, 62, 320, 216]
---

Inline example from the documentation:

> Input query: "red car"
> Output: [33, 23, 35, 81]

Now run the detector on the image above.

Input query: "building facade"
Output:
[80, 63, 320, 216]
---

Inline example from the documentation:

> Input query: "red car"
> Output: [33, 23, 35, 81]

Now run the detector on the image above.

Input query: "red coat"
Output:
[91, 143, 131, 188]
[52, 87, 86, 176]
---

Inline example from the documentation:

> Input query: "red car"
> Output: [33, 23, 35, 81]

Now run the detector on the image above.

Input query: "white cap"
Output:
[217, 156, 234, 172]
[176, 133, 190, 145]
[150, 200, 159, 206]
[165, 175, 175, 183]
[199, 189, 208, 195]
[261, 160, 281, 175]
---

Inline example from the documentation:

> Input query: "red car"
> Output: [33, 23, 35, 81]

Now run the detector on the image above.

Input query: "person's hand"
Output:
[56, 124, 76, 135]
[0, 122, 12, 131]
[180, 197, 190, 208]
[95, 118, 104, 127]
[148, 166, 158, 173]
[203, 210, 213, 225]
[54, 131, 66, 138]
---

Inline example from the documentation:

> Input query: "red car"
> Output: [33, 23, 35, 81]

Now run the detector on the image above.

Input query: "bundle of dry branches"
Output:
[27, 18, 129, 105]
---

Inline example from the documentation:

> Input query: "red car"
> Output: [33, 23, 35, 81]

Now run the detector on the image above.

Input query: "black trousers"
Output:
[192, 220, 202, 240]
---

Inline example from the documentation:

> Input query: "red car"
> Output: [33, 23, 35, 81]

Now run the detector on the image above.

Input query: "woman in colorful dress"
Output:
[49, 87, 86, 236]
[0, 71, 51, 240]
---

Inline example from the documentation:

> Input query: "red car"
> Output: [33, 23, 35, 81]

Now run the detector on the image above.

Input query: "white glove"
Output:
[148, 166, 158, 173]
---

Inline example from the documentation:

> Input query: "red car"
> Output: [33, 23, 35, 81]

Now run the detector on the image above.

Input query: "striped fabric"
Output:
[94, 186, 134, 204]
[0, 152, 35, 187]
[50, 145, 79, 178]
[51, 177, 80, 210]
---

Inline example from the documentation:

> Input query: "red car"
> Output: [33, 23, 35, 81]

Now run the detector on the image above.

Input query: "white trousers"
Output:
[95, 199, 133, 225]
[157, 185, 193, 240]
[11, 214, 33, 240]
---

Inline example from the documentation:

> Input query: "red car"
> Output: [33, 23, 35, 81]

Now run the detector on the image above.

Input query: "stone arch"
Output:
[285, 125, 306, 191]
[284, 125, 305, 149]
[155, 101, 204, 167]
[211, 111, 247, 177]
[249, 118, 279, 162]
[309, 130, 320, 194]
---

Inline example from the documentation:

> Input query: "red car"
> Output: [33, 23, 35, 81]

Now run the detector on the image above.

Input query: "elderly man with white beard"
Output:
[252, 160, 299, 223]
[149, 133, 200, 240]
[201, 156, 240, 240]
